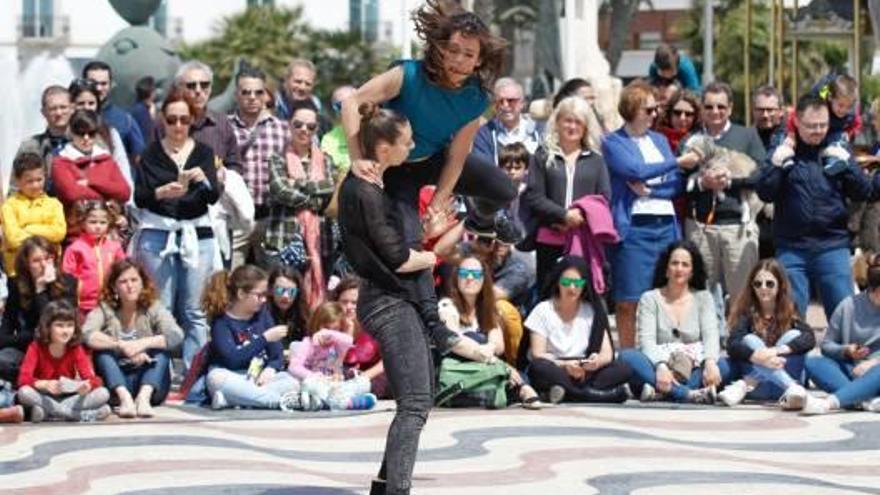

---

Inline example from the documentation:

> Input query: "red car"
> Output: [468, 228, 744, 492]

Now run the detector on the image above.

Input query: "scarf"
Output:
[285, 144, 326, 311]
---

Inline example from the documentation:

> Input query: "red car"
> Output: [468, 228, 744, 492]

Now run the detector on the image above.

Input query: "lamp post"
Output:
[703, 0, 714, 85]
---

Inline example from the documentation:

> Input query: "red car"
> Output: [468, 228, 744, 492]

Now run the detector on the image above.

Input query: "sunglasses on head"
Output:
[752, 279, 777, 290]
[165, 115, 192, 126]
[185, 80, 211, 91]
[560, 276, 586, 288]
[292, 120, 318, 131]
[239, 88, 265, 97]
[458, 268, 484, 280]
[274, 286, 299, 298]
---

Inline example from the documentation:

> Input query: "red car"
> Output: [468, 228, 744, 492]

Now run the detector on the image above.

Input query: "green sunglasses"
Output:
[560, 277, 586, 288]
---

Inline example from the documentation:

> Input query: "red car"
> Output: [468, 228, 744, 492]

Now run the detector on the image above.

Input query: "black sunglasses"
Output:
[292, 120, 318, 131]
[185, 80, 211, 91]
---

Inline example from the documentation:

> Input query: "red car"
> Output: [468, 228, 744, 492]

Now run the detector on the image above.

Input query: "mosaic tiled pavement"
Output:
[2, 399, 879, 495]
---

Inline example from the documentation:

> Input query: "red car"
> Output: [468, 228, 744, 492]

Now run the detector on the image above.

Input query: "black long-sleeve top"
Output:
[726, 314, 815, 362]
[522, 147, 611, 227]
[0, 275, 78, 351]
[134, 140, 221, 219]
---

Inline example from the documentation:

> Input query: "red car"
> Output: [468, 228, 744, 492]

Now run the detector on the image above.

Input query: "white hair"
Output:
[543, 96, 601, 167]
[493, 77, 522, 96]
[174, 60, 214, 87]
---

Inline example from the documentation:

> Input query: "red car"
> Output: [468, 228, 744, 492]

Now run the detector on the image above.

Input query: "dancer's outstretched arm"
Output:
[341, 66, 405, 163]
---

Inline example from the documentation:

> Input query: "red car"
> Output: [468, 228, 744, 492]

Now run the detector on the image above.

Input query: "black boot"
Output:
[577, 385, 629, 404]
[369, 479, 386, 495]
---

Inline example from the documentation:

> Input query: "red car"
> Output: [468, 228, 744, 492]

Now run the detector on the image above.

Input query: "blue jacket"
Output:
[756, 138, 880, 251]
[102, 103, 145, 158]
[601, 128, 683, 241]
[649, 54, 701, 93]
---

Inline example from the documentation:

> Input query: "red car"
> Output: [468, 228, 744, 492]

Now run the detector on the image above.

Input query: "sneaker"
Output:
[548, 385, 566, 405]
[719, 380, 749, 407]
[347, 393, 377, 410]
[80, 405, 111, 422]
[30, 405, 45, 424]
[279, 391, 302, 412]
[862, 397, 880, 412]
[300, 391, 322, 412]
[211, 390, 229, 410]
[687, 386, 716, 405]
[779, 384, 807, 411]
[801, 394, 831, 416]
[640, 383, 657, 402]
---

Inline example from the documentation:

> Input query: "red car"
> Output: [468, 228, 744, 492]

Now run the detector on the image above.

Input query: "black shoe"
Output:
[494, 213, 524, 245]
[464, 217, 496, 239]
[370, 479, 386, 495]
[578, 385, 629, 404]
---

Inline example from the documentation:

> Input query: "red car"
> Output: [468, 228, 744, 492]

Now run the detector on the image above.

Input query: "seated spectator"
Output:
[51, 109, 131, 237]
[83, 259, 183, 418]
[523, 96, 609, 290]
[648, 44, 701, 93]
[202, 265, 299, 410]
[133, 88, 220, 374]
[719, 259, 813, 409]
[288, 301, 377, 411]
[0, 236, 77, 383]
[62, 200, 126, 320]
[267, 265, 308, 346]
[16, 301, 110, 422]
[803, 257, 880, 415]
[619, 241, 728, 403]
[1, 152, 66, 277]
[525, 256, 632, 403]
[264, 102, 335, 310]
[331, 277, 389, 399]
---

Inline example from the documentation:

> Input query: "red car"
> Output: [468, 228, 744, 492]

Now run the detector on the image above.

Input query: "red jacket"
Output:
[17, 341, 103, 389]
[51, 144, 131, 236]
[62, 233, 126, 317]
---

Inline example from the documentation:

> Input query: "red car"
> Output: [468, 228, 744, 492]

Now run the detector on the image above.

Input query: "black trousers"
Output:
[528, 357, 633, 402]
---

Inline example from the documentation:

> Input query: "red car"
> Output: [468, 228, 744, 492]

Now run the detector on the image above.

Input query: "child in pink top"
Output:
[288, 302, 374, 410]
[62, 201, 126, 320]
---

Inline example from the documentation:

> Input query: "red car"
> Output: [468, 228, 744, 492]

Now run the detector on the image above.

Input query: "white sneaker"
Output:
[861, 397, 880, 412]
[640, 383, 656, 402]
[719, 380, 749, 407]
[279, 391, 302, 412]
[211, 390, 229, 410]
[779, 384, 807, 411]
[801, 394, 831, 415]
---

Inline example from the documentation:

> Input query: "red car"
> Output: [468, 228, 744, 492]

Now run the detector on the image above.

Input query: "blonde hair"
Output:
[542, 96, 601, 166]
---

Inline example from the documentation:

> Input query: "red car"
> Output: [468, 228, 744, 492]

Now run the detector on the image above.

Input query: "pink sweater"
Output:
[287, 329, 354, 380]
[62, 233, 126, 317]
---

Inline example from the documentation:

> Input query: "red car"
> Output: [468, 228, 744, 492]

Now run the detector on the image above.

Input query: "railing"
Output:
[18, 15, 70, 41]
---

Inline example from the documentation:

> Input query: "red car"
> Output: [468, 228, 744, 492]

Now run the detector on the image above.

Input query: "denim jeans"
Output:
[733, 330, 803, 400]
[0, 347, 24, 384]
[135, 228, 215, 372]
[358, 283, 434, 495]
[806, 355, 880, 408]
[618, 349, 731, 401]
[94, 350, 172, 405]
[777, 246, 853, 319]
[206, 368, 300, 409]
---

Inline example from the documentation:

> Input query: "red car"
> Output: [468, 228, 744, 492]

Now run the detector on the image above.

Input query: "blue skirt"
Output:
[612, 215, 678, 302]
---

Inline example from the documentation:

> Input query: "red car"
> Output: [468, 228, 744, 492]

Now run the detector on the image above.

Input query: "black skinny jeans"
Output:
[358, 282, 434, 495]
[528, 357, 633, 402]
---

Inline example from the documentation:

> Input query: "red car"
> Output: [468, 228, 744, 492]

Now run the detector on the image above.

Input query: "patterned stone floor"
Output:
[2, 400, 879, 495]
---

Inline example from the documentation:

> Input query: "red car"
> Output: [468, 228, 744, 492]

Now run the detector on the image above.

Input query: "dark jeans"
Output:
[0, 347, 24, 384]
[358, 283, 434, 495]
[528, 357, 632, 402]
[94, 350, 172, 405]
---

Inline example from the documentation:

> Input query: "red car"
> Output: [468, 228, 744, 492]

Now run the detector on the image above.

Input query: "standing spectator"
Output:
[130, 76, 157, 145]
[229, 66, 289, 267]
[756, 94, 880, 318]
[657, 90, 701, 153]
[264, 103, 334, 310]
[320, 85, 356, 173]
[83, 60, 145, 162]
[83, 259, 183, 418]
[1, 153, 66, 277]
[497, 142, 532, 244]
[275, 59, 324, 125]
[685, 81, 765, 317]
[752, 85, 785, 150]
[648, 44, 701, 93]
[523, 96, 609, 290]
[51, 110, 131, 238]
[13, 85, 72, 192]
[602, 81, 701, 348]
[552, 78, 608, 145]
[159, 60, 241, 173]
[472, 77, 542, 164]
[133, 88, 220, 373]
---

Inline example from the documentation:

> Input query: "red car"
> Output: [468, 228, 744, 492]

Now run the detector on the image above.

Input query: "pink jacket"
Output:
[565, 195, 619, 294]
[62, 233, 126, 317]
[288, 329, 354, 380]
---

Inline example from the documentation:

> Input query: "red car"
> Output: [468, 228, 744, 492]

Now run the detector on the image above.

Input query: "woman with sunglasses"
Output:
[657, 90, 701, 153]
[618, 240, 728, 403]
[265, 102, 335, 311]
[602, 80, 702, 349]
[522, 96, 609, 291]
[267, 265, 308, 347]
[718, 259, 813, 409]
[51, 109, 131, 239]
[132, 87, 220, 375]
[524, 255, 632, 403]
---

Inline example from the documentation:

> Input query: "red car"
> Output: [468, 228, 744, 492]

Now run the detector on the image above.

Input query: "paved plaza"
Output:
[2, 399, 879, 495]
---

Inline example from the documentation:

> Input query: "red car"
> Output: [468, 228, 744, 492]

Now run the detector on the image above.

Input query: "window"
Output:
[21, 0, 54, 38]
[247, 0, 274, 7]
[639, 31, 663, 50]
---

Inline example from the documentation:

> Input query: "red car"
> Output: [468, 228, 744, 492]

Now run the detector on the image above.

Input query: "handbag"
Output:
[435, 357, 509, 409]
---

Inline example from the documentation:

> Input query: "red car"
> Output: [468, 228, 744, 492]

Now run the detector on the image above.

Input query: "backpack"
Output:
[434, 357, 509, 409]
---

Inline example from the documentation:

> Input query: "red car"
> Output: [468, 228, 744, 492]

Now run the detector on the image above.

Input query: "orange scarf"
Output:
[285, 145, 326, 311]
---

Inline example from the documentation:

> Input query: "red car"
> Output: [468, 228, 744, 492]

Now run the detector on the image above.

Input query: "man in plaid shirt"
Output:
[229, 66, 289, 267]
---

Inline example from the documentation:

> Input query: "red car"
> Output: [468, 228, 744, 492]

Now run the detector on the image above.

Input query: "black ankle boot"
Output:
[370, 479, 386, 495]
[579, 385, 629, 403]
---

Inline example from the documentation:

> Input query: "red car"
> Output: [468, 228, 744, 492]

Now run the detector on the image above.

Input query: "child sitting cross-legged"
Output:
[288, 302, 377, 411]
